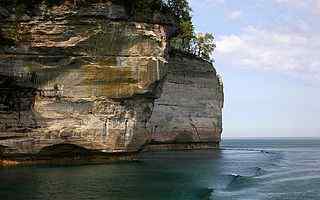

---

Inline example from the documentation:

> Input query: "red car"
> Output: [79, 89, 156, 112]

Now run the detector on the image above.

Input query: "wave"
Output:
[220, 147, 280, 156]
[225, 174, 256, 191]
[220, 148, 283, 161]
[252, 167, 267, 176]
[209, 174, 256, 192]
[256, 168, 320, 182]
[220, 148, 265, 152]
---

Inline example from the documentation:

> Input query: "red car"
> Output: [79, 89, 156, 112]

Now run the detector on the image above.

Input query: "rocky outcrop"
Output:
[147, 51, 224, 150]
[0, 0, 173, 162]
[0, 0, 223, 164]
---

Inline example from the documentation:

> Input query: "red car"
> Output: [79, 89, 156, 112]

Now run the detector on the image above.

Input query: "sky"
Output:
[189, 0, 320, 138]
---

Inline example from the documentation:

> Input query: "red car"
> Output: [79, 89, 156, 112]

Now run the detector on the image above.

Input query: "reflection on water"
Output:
[1, 139, 320, 200]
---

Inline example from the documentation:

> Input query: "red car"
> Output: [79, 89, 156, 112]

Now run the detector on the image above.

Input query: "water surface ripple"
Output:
[1, 138, 320, 200]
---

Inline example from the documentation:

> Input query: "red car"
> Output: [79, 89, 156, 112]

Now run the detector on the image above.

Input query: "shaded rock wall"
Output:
[147, 51, 224, 148]
[0, 1, 224, 162]
[0, 1, 173, 158]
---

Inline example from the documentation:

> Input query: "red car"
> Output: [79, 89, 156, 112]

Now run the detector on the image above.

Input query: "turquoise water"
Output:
[1, 138, 320, 200]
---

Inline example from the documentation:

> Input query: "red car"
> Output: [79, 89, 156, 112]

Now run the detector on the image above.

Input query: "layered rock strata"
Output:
[0, 1, 173, 162]
[147, 51, 224, 150]
[0, 1, 224, 164]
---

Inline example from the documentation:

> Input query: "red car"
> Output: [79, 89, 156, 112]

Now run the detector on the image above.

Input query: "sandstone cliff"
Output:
[147, 51, 224, 151]
[0, 0, 223, 163]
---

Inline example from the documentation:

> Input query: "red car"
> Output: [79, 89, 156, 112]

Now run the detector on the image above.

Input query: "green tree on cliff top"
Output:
[165, 1, 216, 61]
[166, 0, 194, 49]
[191, 33, 216, 61]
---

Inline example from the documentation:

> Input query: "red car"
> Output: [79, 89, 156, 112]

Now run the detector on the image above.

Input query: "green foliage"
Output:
[128, 0, 165, 20]
[125, 0, 215, 61]
[166, 0, 194, 46]
[169, 20, 194, 51]
[171, 32, 216, 61]
[0, 0, 215, 60]
[166, 0, 192, 20]
[191, 33, 216, 61]
[127, 0, 194, 45]
[122, 0, 158, 17]
[175, 19, 194, 48]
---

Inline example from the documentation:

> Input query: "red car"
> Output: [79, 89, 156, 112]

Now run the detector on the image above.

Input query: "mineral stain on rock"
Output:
[0, 0, 224, 164]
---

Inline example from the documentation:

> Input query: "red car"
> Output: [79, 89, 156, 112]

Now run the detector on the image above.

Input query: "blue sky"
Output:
[189, 0, 320, 138]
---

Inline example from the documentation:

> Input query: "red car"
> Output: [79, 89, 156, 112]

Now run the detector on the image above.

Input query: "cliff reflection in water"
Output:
[0, 150, 222, 200]
[2, 139, 320, 200]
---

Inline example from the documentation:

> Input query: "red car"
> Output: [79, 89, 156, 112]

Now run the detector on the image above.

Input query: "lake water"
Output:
[1, 138, 320, 200]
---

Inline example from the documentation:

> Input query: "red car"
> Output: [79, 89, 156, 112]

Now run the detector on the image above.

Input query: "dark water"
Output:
[1, 138, 320, 200]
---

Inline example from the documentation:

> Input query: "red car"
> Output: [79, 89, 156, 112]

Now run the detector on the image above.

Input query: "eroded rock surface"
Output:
[147, 52, 224, 150]
[0, 1, 223, 163]
[0, 1, 172, 160]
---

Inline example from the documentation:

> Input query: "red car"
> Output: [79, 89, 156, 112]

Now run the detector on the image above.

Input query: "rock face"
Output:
[147, 52, 224, 150]
[0, 1, 223, 163]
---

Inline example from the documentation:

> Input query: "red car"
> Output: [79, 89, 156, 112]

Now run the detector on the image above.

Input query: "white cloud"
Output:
[274, 0, 306, 5]
[273, 0, 311, 8]
[200, 0, 225, 6]
[273, 0, 320, 14]
[226, 10, 242, 20]
[215, 26, 320, 82]
[314, 0, 320, 14]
